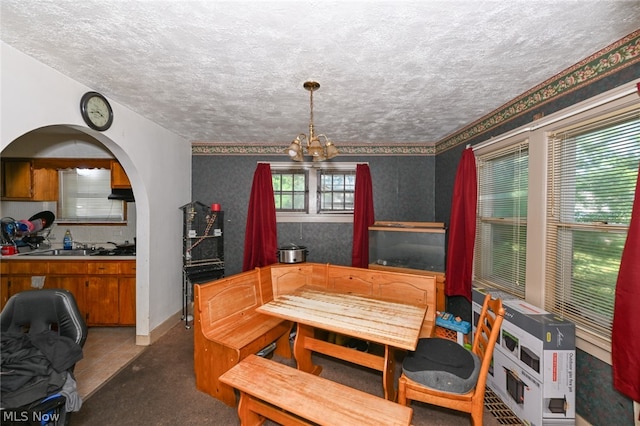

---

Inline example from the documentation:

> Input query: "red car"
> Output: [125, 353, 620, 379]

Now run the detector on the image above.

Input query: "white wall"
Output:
[1, 41, 193, 343]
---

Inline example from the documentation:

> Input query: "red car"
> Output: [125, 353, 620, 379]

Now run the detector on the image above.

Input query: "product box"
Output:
[472, 287, 576, 425]
[488, 348, 575, 425]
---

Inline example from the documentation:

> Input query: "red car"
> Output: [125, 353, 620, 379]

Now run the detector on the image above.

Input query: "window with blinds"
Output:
[59, 168, 125, 222]
[546, 109, 640, 339]
[474, 141, 529, 297]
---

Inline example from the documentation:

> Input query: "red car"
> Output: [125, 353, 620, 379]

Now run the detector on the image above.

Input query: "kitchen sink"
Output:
[22, 248, 92, 256]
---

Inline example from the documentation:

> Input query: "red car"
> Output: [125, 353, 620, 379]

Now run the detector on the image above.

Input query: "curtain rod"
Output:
[472, 82, 639, 152]
[258, 161, 368, 166]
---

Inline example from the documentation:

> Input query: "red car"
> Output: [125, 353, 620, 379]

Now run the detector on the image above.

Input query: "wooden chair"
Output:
[397, 293, 504, 426]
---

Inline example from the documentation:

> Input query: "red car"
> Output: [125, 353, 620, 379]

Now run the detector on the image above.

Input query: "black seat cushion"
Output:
[402, 337, 480, 394]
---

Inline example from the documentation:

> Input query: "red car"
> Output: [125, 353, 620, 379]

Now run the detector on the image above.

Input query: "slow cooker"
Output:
[277, 244, 308, 263]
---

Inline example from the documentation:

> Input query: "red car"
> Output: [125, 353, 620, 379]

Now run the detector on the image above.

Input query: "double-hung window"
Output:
[270, 162, 357, 222]
[546, 108, 640, 339]
[474, 140, 529, 298]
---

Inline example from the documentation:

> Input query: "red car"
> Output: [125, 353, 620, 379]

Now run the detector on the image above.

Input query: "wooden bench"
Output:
[194, 269, 292, 406]
[219, 354, 414, 426]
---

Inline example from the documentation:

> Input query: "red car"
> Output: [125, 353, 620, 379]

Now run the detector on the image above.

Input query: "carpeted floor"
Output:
[71, 323, 504, 426]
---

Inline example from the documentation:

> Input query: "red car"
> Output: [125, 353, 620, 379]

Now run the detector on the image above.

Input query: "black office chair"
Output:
[1, 289, 88, 425]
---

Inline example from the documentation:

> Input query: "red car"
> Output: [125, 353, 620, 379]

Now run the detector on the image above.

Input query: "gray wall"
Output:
[192, 155, 435, 275]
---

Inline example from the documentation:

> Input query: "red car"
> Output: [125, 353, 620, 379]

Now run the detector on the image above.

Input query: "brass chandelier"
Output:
[286, 81, 339, 162]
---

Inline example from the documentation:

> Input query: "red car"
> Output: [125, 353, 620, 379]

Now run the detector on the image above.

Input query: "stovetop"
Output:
[90, 247, 136, 256]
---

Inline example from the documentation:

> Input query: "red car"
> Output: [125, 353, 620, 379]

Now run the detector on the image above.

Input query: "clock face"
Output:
[80, 92, 113, 131]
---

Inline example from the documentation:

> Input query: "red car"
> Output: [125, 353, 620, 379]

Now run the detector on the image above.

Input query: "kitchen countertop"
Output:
[2, 255, 136, 260]
[0, 247, 136, 261]
[1, 252, 135, 260]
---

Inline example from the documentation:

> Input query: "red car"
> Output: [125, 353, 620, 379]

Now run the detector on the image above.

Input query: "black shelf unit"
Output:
[180, 201, 224, 328]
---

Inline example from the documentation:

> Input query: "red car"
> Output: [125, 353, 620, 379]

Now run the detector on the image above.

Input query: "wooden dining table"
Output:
[256, 285, 429, 401]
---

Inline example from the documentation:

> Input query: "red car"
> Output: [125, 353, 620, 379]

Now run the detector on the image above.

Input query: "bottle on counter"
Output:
[63, 229, 73, 250]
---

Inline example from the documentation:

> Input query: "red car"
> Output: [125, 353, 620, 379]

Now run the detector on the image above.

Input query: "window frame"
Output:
[317, 168, 356, 213]
[474, 140, 529, 298]
[57, 167, 127, 224]
[545, 107, 639, 341]
[268, 162, 359, 223]
[471, 81, 640, 362]
[272, 168, 309, 213]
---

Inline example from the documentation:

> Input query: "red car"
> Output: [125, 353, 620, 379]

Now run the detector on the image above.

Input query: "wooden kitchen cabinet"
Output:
[32, 167, 59, 201]
[119, 261, 137, 325]
[88, 262, 120, 275]
[1, 276, 33, 307]
[47, 261, 88, 275]
[1, 160, 59, 201]
[1, 260, 47, 307]
[85, 276, 120, 324]
[0, 261, 8, 307]
[1, 159, 32, 199]
[111, 160, 131, 189]
[45, 276, 88, 315]
[1, 258, 136, 326]
[118, 277, 136, 325]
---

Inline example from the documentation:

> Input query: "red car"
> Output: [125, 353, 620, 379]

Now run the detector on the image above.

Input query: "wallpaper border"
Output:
[435, 29, 640, 153]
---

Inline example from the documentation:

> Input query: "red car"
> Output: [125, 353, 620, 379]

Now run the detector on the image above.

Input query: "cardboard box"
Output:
[488, 348, 576, 425]
[473, 287, 576, 425]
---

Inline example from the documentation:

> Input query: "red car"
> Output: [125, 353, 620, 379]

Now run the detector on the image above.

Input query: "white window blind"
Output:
[474, 141, 529, 298]
[546, 109, 640, 339]
[59, 168, 125, 222]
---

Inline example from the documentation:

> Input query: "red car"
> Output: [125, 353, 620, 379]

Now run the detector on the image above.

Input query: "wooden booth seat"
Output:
[219, 354, 414, 426]
[194, 269, 293, 406]
[194, 262, 438, 406]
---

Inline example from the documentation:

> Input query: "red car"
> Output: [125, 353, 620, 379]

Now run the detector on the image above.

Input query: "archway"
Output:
[1, 124, 144, 338]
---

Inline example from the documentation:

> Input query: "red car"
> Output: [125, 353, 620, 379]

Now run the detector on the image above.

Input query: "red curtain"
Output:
[612, 163, 640, 402]
[445, 147, 477, 301]
[351, 164, 375, 268]
[242, 163, 278, 271]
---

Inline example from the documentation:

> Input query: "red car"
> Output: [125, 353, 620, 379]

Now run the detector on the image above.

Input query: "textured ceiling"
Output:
[2, 1, 639, 145]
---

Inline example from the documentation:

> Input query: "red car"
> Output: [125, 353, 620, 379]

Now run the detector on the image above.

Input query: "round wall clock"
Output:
[80, 91, 113, 131]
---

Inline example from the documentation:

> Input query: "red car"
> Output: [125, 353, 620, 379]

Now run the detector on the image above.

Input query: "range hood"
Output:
[108, 188, 135, 202]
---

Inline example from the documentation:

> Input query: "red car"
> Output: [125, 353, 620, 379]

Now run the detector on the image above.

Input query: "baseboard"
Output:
[576, 414, 590, 425]
[135, 309, 183, 346]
